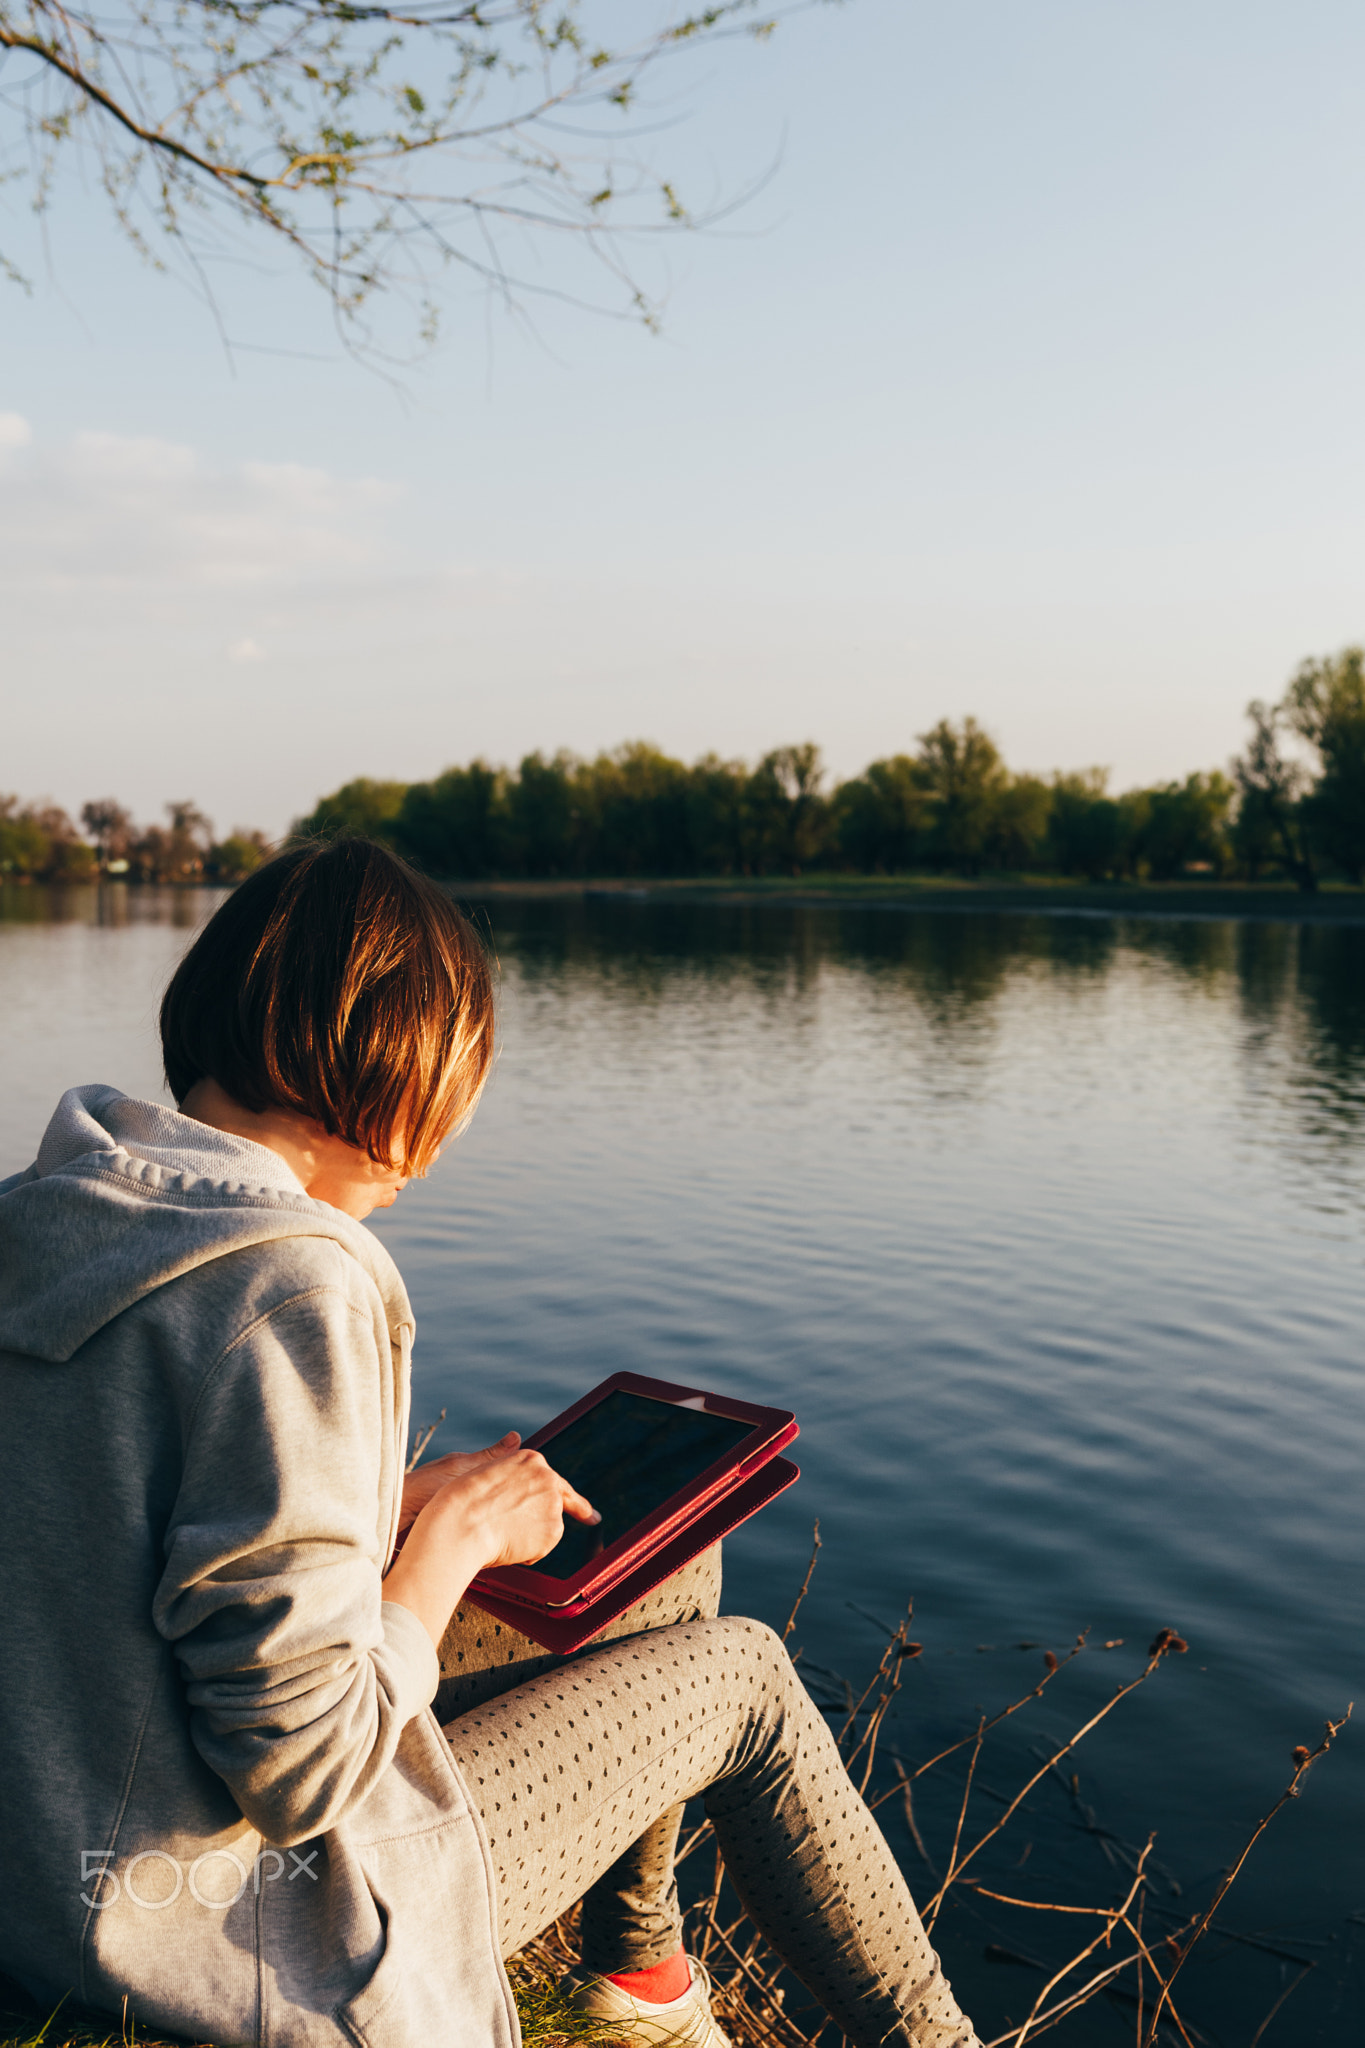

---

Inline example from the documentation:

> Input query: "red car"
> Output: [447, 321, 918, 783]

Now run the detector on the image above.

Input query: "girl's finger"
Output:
[482, 1430, 521, 1461]
[561, 1481, 601, 1526]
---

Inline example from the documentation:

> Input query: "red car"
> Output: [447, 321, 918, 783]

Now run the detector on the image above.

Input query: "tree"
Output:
[0, 797, 96, 879]
[1047, 769, 1122, 881]
[741, 744, 828, 875]
[29, 804, 98, 880]
[0, 1, 826, 344]
[1134, 772, 1235, 880]
[685, 753, 751, 876]
[1231, 699, 1315, 892]
[206, 829, 271, 881]
[1284, 647, 1365, 883]
[80, 798, 133, 870]
[916, 717, 1008, 874]
[130, 800, 212, 882]
[986, 772, 1052, 871]
[393, 762, 509, 877]
[0, 797, 50, 876]
[504, 751, 579, 876]
[833, 755, 932, 873]
[297, 778, 408, 841]
[565, 743, 685, 877]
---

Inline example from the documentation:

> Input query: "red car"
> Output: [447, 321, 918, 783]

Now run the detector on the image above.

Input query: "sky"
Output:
[4, 0, 1365, 838]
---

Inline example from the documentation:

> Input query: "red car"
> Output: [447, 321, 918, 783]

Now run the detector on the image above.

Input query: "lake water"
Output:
[2, 885, 1361, 2042]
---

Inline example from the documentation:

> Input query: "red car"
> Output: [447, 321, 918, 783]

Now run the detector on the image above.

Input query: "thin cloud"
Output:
[0, 427, 401, 591]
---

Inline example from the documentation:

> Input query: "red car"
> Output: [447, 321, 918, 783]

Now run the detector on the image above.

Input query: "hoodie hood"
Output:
[0, 1085, 413, 1363]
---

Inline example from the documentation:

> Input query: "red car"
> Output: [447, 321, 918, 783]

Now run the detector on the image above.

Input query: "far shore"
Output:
[442, 874, 1365, 926]
[8, 872, 1365, 927]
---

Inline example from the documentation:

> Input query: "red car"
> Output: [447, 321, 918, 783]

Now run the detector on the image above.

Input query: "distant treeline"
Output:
[0, 798, 268, 884]
[298, 650, 1365, 892]
[7, 648, 1363, 891]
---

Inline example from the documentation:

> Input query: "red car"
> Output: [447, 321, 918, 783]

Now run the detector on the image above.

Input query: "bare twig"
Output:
[782, 1522, 821, 1644]
[1247, 1961, 1315, 2047]
[1012, 1848, 1152, 2048]
[1142, 1706, 1353, 2045]
[893, 1759, 938, 1878]
[0, 0, 823, 346]
[925, 1716, 986, 1933]
[867, 1636, 1089, 1808]
[405, 1409, 447, 1472]
[921, 1632, 1188, 1919]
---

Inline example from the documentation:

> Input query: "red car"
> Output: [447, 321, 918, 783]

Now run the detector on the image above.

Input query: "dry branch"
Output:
[405, 1408, 446, 1471]
[782, 1520, 821, 1643]
[1140, 1704, 1353, 2046]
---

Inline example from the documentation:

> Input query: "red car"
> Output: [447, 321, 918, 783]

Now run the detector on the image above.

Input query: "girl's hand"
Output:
[420, 1444, 599, 1570]
[398, 1432, 522, 1543]
[384, 1433, 599, 1646]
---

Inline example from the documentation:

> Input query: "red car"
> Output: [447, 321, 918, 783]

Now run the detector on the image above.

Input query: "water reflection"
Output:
[0, 881, 216, 929]
[484, 893, 1360, 1060]
[11, 883, 1365, 1173]
[484, 896, 1274, 1013]
[468, 897, 1365, 1249]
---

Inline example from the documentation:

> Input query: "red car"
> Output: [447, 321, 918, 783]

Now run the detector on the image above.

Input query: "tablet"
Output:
[471, 1371, 798, 1612]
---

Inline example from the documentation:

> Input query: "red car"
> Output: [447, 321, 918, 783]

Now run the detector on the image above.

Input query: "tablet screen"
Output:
[533, 1390, 755, 1579]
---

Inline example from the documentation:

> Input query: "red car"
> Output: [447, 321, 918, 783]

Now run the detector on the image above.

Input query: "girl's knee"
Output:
[723, 1616, 792, 1682]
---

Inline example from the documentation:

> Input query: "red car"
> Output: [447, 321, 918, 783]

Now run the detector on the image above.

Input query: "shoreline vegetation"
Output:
[8, 649, 1365, 899]
[289, 651, 1365, 899]
[0, 1532, 1349, 2047]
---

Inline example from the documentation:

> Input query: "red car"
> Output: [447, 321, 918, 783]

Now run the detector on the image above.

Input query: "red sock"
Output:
[604, 1952, 691, 2004]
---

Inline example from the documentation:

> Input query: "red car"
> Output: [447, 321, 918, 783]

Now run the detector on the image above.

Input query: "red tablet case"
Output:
[464, 1374, 801, 1655]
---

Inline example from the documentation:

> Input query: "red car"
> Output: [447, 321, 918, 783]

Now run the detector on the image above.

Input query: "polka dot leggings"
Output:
[438, 1554, 981, 2048]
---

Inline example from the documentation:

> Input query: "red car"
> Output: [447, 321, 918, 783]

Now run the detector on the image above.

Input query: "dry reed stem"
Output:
[695, 1916, 824, 2048]
[1140, 1704, 1353, 2046]
[920, 1634, 1187, 1920]
[1009, 1849, 1152, 2048]
[957, 1874, 1196, 2048]
[404, 1409, 446, 1472]
[924, 1715, 987, 1934]
[782, 1523, 822, 1645]
[843, 1624, 912, 1795]
[983, 1950, 1146, 2045]
[1133, 1892, 1145, 2048]
[867, 1639, 1087, 1814]
[893, 1759, 937, 1877]
[839, 1622, 907, 1749]
[1113, 1917, 1198, 2048]
[983, 1905, 1204, 2048]
[1246, 1962, 1315, 2046]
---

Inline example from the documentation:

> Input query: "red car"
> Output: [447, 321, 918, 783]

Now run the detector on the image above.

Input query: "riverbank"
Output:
[446, 873, 1365, 925]
[7, 873, 1365, 930]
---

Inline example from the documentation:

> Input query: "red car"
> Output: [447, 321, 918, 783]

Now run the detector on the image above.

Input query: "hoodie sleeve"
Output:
[151, 1282, 439, 1847]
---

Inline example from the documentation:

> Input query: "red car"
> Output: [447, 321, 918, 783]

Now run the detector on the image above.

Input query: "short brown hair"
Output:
[161, 838, 495, 1173]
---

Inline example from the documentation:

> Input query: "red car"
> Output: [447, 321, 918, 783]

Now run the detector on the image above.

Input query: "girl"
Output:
[0, 838, 979, 2048]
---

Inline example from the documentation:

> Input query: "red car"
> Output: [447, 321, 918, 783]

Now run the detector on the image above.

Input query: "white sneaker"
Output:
[560, 1955, 735, 2048]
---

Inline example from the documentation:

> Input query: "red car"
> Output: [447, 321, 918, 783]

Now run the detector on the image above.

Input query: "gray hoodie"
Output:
[0, 1086, 518, 2048]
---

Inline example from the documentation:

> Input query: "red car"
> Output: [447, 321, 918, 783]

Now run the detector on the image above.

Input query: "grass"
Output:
[0, 1969, 620, 2048]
